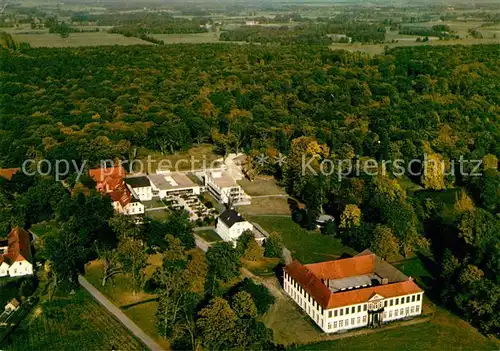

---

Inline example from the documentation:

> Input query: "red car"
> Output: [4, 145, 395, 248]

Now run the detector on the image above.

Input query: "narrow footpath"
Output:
[78, 275, 164, 351]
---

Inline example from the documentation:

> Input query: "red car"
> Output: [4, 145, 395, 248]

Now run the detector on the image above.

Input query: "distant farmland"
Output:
[12, 32, 152, 47]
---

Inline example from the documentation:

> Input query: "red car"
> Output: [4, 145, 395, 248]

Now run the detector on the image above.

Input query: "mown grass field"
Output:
[237, 197, 292, 216]
[237, 176, 287, 196]
[5, 289, 145, 351]
[248, 216, 354, 264]
[12, 32, 152, 47]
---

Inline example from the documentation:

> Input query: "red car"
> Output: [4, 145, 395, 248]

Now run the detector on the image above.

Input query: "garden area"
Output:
[5, 289, 145, 351]
[195, 229, 222, 243]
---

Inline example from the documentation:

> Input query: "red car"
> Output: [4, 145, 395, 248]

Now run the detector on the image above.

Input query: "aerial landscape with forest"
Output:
[0, 0, 498, 350]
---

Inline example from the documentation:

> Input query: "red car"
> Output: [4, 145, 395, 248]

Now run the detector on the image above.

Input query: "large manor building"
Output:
[283, 249, 423, 333]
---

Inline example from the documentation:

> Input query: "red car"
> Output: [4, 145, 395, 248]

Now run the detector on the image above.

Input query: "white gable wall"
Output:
[8, 260, 33, 277]
[0, 262, 9, 277]
[216, 220, 254, 246]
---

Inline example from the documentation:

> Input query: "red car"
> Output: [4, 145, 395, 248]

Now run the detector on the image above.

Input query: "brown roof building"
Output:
[0, 227, 34, 278]
[283, 250, 424, 333]
[0, 168, 20, 181]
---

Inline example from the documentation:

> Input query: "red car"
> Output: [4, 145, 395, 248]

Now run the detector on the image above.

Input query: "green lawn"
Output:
[196, 229, 222, 243]
[237, 177, 287, 196]
[243, 258, 280, 277]
[394, 257, 434, 290]
[248, 216, 354, 264]
[294, 307, 498, 351]
[6, 289, 145, 351]
[30, 221, 58, 238]
[145, 209, 170, 221]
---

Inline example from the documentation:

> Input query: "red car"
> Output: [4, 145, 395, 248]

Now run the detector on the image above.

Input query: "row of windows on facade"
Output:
[327, 294, 421, 318]
[327, 305, 421, 330]
[286, 275, 421, 317]
[285, 279, 324, 313]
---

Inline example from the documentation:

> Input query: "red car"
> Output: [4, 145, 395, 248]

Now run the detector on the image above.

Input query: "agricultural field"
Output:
[330, 37, 500, 54]
[83, 258, 170, 349]
[151, 32, 221, 44]
[5, 289, 145, 351]
[11, 32, 152, 47]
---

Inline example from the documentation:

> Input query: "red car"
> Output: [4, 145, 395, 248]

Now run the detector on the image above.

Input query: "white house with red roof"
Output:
[283, 250, 424, 333]
[88, 166, 144, 216]
[0, 227, 33, 278]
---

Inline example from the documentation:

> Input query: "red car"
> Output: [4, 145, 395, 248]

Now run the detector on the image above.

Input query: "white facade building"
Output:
[283, 250, 424, 333]
[149, 172, 202, 199]
[125, 176, 153, 201]
[0, 227, 33, 278]
[204, 171, 250, 205]
[216, 209, 254, 246]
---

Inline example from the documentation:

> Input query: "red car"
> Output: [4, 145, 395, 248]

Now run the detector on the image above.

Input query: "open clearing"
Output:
[330, 38, 500, 55]
[6, 289, 144, 351]
[237, 197, 292, 216]
[152, 32, 221, 44]
[237, 176, 286, 196]
[12, 32, 152, 47]
[248, 216, 353, 264]
[136, 144, 221, 172]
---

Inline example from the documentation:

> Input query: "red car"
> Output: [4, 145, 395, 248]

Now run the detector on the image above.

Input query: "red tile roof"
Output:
[324, 280, 422, 309]
[108, 188, 132, 208]
[285, 260, 333, 308]
[1, 227, 32, 264]
[285, 255, 423, 310]
[0, 168, 20, 181]
[305, 254, 375, 280]
[89, 166, 126, 183]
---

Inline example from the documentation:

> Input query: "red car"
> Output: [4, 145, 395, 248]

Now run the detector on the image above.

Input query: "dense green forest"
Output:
[0, 43, 499, 334]
[220, 23, 386, 44]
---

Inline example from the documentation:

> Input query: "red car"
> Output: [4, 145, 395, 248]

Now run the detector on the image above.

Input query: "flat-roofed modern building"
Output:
[125, 176, 153, 201]
[283, 250, 423, 333]
[204, 171, 250, 205]
[148, 172, 202, 199]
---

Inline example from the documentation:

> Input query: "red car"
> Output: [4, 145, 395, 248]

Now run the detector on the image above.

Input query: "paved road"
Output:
[78, 276, 164, 351]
